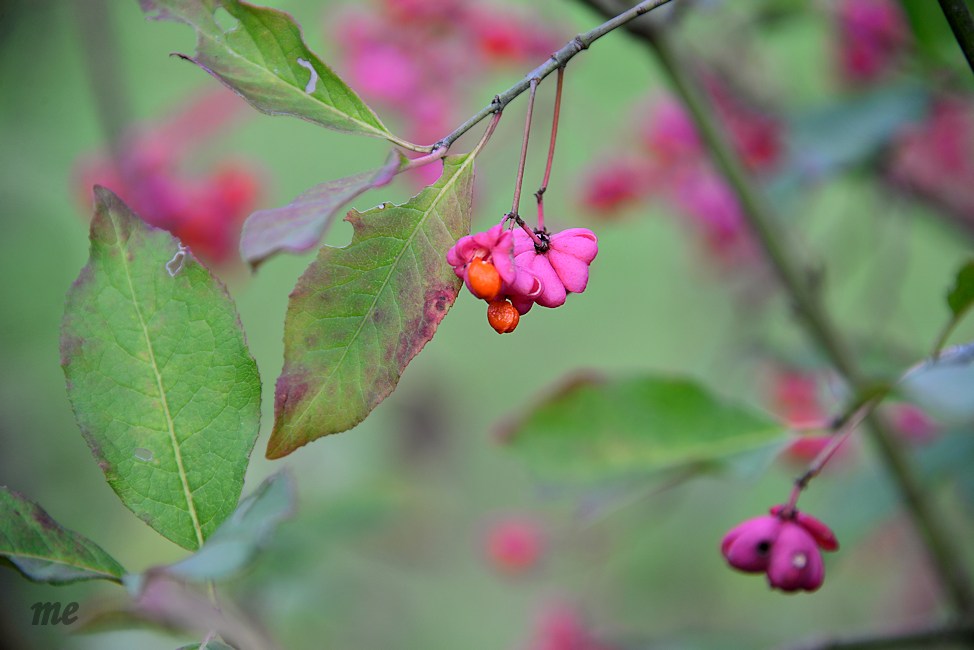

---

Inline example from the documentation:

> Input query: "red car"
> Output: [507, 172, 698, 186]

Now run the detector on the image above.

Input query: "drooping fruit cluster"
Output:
[447, 220, 598, 334]
[721, 505, 839, 592]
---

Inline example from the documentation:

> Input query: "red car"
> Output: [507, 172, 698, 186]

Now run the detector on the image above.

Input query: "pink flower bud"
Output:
[721, 515, 782, 573]
[722, 506, 838, 593]
[766, 522, 826, 592]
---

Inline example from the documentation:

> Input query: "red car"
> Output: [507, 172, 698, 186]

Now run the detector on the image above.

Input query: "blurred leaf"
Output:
[770, 84, 928, 195]
[900, 342, 974, 423]
[947, 259, 974, 318]
[89, 573, 277, 650]
[502, 374, 788, 482]
[240, 152, 404, 267]
[267, 155, 473, 458]
[139, 0, 407, 144]
[61, 187, 261, 549]
[165, 471, 295, 581]
[178, 643, 236, 650]
[0, 487, 125, 584]
[899, 0, 973, 74]
[825, 426, 974, 544]
[915, 427, 974, 483]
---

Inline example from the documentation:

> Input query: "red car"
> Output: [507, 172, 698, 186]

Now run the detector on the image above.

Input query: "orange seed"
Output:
[487, 300, 519, 334]
[467, 258, 502, 301]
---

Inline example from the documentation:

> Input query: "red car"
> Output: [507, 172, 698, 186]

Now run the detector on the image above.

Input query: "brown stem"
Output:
[535, 66, 566, 230]
[424, 0, 675, 153]
[511, 79, 539, 218]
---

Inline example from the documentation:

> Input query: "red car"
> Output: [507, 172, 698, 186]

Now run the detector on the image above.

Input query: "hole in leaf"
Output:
[213, 8, 239, 33]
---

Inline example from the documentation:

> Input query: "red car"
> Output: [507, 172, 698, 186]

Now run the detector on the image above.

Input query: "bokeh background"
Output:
[2, 0, 974, 648]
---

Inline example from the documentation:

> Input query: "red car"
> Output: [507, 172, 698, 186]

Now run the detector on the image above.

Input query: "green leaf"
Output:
[770, 84, 928, 197]
[899, 0, 974, 76]
[901, 343, 974, 423]
[502, 374, 788, 482]
[947, 259, 974, 318]
[61, 187, 261, 550]
[139, 0, 410, 146]
[165, 471, 295, 581]
[0, 486, 125, 584]
[240, 152, 404, 267]
[267, 154, 474, 458]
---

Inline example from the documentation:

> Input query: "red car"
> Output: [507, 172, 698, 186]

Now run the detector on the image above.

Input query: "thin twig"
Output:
[783, 402, 874, 515]
[422, 0, 675, 153]
[573, 0, 974, 617]
[536, 66, 565, 230]
[511, 79, 539, 218]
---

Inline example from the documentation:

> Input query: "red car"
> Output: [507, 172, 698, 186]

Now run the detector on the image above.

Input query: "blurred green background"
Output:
[2, 0, 974, 648]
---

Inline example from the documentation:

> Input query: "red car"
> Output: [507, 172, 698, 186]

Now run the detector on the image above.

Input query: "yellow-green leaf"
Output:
[61, 187, 261, 549]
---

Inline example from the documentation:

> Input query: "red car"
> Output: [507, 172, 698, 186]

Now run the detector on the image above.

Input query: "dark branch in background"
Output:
[783, 622, 974, 650]
[75, 0, 132, 166]
[939, 0, 974, 76]
[573, 0, 974, 618]
[423, 0, 675, 153]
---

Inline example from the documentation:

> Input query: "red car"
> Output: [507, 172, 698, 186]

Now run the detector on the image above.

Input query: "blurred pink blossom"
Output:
[331, 0, 565, 163]
[524, 603, 614, 650]
[74, 89, 262, 266]
[641, 97, 701, 162]
[484, 516, 546, 575]
[834, 0, 909, 84]
[887, 403, 939, 445]
[580, 85, 781, 267]
[888, 98, 974, 227]
[670, 170, 749, 260]
[579, 156, 657, 215]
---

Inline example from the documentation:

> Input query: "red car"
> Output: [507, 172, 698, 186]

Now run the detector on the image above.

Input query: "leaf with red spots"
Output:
[61, 188, 261, 549]
[267, 155, 474, 458]
[0, 487, 125, 583]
